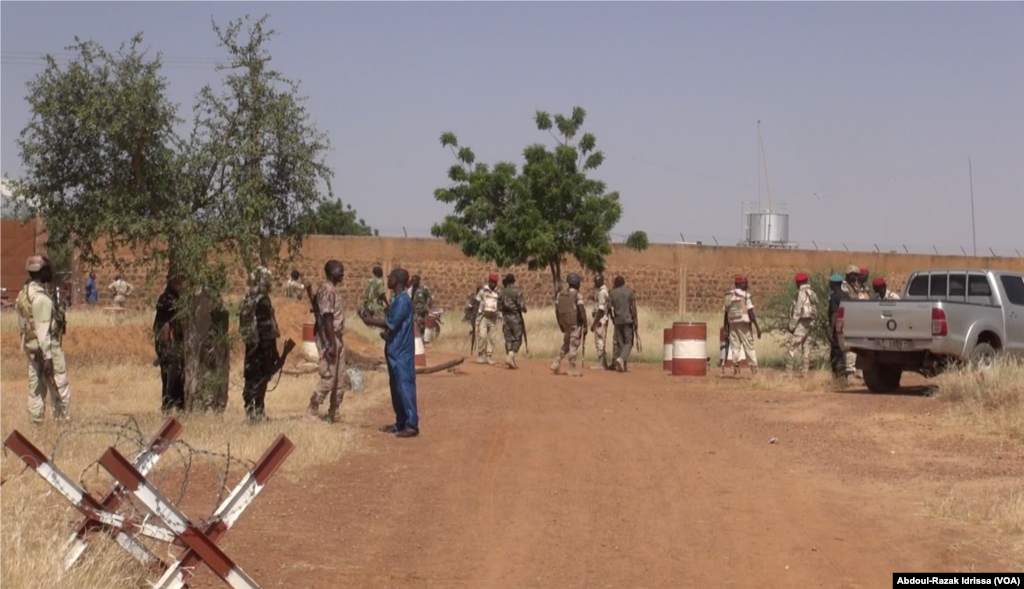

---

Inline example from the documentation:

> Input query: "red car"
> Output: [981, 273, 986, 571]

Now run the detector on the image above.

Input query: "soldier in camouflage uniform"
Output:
[363, 265, 386, 318]
[590, 274, 611, 370]
[17, 254, 71, 424]
[723, 276, 761, 376]
[284, 269, 305, 299]
[551, 273, 588, 377]
[308, 260, 348, 423]
[410, 274, 432, 335]
[475, 274, 501, 364]
[239, 267, 281, 423]
[786, 273, 819, 375]
[108, 274, 134, 307]
[840, 264, 863, 378]
[499, 273, 527, 369]
[872, 277, 900, 300]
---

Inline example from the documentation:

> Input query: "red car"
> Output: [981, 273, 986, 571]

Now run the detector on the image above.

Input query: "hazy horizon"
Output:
[2, 2, 1022, 256]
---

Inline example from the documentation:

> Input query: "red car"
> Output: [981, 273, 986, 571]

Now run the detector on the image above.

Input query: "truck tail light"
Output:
[836, 307, 845, 334]
[931, 308, 947, 337]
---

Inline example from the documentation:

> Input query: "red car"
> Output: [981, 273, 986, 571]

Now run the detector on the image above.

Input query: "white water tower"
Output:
[742, 202, 791, 248]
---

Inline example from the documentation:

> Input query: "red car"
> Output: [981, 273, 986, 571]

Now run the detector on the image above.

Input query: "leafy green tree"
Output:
[300, 199, 378, 236]
[10, 15, 333, 409]
[432, 106, 648, 294]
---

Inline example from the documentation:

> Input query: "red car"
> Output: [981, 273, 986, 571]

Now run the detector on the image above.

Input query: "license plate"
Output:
[875, 339, 913, 351]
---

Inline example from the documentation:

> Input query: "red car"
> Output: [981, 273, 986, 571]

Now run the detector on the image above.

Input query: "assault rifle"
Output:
[519, 310, 529, 353]
[305, 283, 330, 358]
[252, 339, 297, 392]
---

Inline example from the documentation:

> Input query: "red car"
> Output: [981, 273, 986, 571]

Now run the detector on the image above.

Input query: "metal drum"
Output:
[672, 322, 707, 377]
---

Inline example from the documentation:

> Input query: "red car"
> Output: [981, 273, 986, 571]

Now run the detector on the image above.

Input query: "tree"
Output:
[11, 15, 334, 409]
[432, 106, 648, 294]
[760, 270, 837, 367]
[300, 199, 378, 236]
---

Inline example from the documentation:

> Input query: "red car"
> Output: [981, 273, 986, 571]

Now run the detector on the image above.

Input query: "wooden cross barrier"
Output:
[99, 434, 295, 589]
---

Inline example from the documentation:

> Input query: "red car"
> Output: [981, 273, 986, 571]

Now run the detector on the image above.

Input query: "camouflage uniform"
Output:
[475, 285, 501, 364]
[108, 278, 133, 307]
[500, 283, 527, 368]
[724, 287, 758, 371]
[363, 276, 386, 317]
[17, 263, 70, 423]
[551, 287, 586, 376]
[592, 284, 611, 369]
[412, 284, 432, 334]
[284, 278, 305, 299]
[240, 268, 280, 422]
[840, 266, 862, 377]
[309, 280, 347, 421]
[786, 283, 819, 374]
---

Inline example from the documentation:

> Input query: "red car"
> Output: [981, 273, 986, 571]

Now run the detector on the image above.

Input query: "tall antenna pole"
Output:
[969, 157, 977, 257]
[758, 120, 774, 245]
[757, 121, 761, 209]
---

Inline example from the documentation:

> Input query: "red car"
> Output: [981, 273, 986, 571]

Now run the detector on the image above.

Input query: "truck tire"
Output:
[969, 343, 997, 371]
[863, 363, 902, 393]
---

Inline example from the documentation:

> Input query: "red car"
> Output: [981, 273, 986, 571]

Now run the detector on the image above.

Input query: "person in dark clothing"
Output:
[828, 273, 850, 380]
[239, 267, 281, 423]
[154, 275, 185, 413]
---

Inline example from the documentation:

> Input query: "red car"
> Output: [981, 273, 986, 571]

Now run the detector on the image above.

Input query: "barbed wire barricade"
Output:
[3, 416, 294, 589]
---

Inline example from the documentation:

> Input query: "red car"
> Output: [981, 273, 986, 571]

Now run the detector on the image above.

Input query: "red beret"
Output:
[735, 275, 745, 283]
[795, 273, 808, 282]
[859, 267, 869, 274]
[872, 277, 886, 287]
[488, 274, 498, 282]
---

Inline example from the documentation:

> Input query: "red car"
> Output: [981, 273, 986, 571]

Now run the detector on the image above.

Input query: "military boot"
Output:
[506, 352, 517, 369]
[485, 355, 495, 365]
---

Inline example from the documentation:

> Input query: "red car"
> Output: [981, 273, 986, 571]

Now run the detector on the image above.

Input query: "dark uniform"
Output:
[154, 286, 185, 413]
[240, 284, 280, 422]
[828, 287, 851, 378]
[609, 283, 637, 371]
[412, 285, 431, 335]
[500, 283, 527, 354]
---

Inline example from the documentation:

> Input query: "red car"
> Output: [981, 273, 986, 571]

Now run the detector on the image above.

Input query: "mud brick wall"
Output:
[70, 236, 1024, 315]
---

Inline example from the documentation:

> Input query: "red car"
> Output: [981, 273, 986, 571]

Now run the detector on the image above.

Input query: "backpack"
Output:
[555, 289, 579, 333]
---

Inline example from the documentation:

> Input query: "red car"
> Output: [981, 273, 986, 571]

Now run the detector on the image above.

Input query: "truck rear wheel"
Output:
[969, 343, 997, 371]
[863, 363, 902, 393]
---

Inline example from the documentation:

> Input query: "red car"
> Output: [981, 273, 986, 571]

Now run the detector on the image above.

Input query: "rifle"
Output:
[634, 321, 643, 353]
[252, 339, 297, 392]
[33, 350, 60, 392]
[305, 284, 330, 358]
[519, 310, 529, 353]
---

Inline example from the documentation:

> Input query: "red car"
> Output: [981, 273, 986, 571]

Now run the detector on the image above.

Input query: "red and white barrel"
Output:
[663, 328, 673, 371]
[672, 322, 708, 377]
[423, 315, 438, 344]
[302, 322, 319, 364]
[414, 322, 427, 367]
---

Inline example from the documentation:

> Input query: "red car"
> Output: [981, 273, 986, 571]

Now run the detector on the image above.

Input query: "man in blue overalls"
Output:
[359, 268, 419, 438]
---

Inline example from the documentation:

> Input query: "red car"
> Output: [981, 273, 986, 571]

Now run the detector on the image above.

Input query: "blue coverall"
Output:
[384, 291, 419, 431]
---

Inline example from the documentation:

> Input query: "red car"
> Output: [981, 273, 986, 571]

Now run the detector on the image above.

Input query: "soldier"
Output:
[786, 273, 819, 375]
[551, 272, 588, 377]
[285, 270, 305, 299]
[84, 271, 98, 305]
[308, 260, 348, 423]
[475, 274, 501, 364]
[363, 265, 386, 318]
[499, 273, 527, 369]
[723, 276, 761, 376]
[840, 264, 862, 378]
[609, 275, 638, 373]
[108, 274, 134, 307]
[154, 275, 186, 413]
[410, 274, 432, 335]
[239, 267, 281, 423]
[872, 277, 900, 300]
[828, 274, 850, 380]
[858, 268, 871, 299]
[590, 274, 611, 370]
[17, 254, 71, 424]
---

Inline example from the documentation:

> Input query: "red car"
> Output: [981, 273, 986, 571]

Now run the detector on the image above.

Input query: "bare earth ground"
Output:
[156, 356, 1022, 589]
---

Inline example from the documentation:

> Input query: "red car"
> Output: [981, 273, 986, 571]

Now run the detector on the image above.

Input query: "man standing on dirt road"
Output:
[551, 273, 587, 377]
[239, 266, 281, 423]
[841, 265, 863, 379]
[308, 260, 348, 424]
[828, 274, 850, 381]
[609, 275, 638, 373]
[410, 274, 432, 336]
[17, 254, 71, 424]
[154, 274, 186, 413]
[723, 276, 761, 376]
[499, 273, 527, 369]
[475, 274, 501, 364]
[786, 273, 818, 375]
[590, 274, 611, 370]
[360, 268, 419, 438]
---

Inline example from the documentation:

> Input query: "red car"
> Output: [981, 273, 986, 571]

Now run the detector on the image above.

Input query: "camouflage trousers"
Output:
[728, 322, 758, 367]
[552, 326, 584, 373]
[502, 315, 524, 353]
[786, 318, 813, 373]
[846, 351, 859, 377]
[592, 317, 609, 367]
[476, 313, 498, 359]
[310, 338, 347, 418]
[25, 345, 71, 424]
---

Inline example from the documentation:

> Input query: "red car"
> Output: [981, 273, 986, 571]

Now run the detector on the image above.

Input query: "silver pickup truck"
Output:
[837, 269, 1024, 392]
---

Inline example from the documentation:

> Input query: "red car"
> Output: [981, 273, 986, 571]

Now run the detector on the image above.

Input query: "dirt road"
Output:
[201, 360, 1023, 589]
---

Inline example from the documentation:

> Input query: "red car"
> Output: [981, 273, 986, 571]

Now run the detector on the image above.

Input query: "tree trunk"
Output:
[549, 260, 562, 299]
[184, 287, 231, 413]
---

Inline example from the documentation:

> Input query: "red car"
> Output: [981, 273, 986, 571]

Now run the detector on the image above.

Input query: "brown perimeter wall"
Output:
[72, 236, 1024, 315]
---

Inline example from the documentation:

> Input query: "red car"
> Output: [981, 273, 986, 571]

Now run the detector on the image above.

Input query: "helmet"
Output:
[844, 264, 859, 276]
[566, 273, 581, 287]
[26, 254, 51, 272]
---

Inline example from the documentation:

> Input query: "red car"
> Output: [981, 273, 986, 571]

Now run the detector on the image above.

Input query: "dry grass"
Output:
[0, 355, 389, 588]
[0, 307, 155, 333]
[927, 485, 1024, 569]
[346, 306, 791, 367]
[934, 357, 1024, 443]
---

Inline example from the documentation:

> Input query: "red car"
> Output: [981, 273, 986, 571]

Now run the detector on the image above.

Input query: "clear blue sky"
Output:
[3, 2, 1022, 255]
